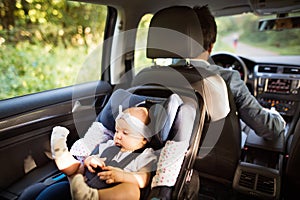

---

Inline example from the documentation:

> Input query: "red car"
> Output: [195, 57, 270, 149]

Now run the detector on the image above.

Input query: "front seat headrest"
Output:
[147, 6, 204, 59]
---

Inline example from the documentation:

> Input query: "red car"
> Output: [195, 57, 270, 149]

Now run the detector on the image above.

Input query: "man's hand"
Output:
[264, 107, 286, 128]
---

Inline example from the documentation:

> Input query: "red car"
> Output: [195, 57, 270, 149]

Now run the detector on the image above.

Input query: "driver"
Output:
[178, 5, 285, 140]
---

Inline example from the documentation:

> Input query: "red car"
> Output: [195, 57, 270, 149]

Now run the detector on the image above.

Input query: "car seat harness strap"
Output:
[85, 145, 145, 189]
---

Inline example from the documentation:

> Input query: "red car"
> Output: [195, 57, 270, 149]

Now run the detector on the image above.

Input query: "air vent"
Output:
[258, 66, 277, 73]
[283, 67, 300, 75]
[239, 171, 256, 189]
[256, 175, 275, 195]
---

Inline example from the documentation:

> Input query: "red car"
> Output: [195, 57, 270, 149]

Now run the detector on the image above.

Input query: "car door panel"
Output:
[0, 80, 112, 199]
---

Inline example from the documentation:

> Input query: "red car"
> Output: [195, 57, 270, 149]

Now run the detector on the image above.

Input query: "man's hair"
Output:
[193, 5, 217, 51]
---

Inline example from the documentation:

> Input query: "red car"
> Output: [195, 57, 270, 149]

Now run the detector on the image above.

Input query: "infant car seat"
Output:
[17, 88, 194, 200]
[283, 115, 300, 199]
[127, 85, 206, 200]
[94, 87, 204, 199]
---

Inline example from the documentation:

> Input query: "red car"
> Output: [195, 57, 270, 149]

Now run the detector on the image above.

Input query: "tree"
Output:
[0, 0, 16, 30]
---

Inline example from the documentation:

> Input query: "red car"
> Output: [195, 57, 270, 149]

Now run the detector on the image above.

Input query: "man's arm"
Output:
[227, 70, 286, 139]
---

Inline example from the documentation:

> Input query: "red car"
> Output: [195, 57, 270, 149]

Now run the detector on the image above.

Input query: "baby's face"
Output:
[114, 118, 147, 152]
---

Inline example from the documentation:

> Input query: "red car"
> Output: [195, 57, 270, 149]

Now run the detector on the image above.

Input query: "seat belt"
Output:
[85, 145, 145, 189]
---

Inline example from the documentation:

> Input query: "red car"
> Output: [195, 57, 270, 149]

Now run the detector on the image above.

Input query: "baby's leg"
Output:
[71, 174, 140, 200]
[51, 126, 80, 176]
[71, 174, 98, 200]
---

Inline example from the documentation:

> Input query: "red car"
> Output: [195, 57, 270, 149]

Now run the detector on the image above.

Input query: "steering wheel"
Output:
[210, 52, 248, 83]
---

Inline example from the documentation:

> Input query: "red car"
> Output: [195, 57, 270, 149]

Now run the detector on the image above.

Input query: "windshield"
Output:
[212, 13, 300, 56]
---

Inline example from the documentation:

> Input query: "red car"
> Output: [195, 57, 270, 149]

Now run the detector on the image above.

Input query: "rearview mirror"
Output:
[258, 16, 300, 31]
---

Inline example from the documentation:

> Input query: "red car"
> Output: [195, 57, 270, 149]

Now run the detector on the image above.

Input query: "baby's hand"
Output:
[84, 155, 106, 173]
[98, 166, 124, 184]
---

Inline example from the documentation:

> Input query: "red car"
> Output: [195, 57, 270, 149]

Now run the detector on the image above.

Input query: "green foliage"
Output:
[1, 0, 106, 45]
[135, 14, 153, 73]
[0, 42, 87, 99]
[242, 26, 300, 55]
[216, 13, 300, 55]
[216, 15, 240, 36]
[0, 0, 106, 100]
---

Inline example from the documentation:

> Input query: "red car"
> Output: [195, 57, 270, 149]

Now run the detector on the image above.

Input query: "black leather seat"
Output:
[133, 5, 241, 197]
[283, 116, 300, 199]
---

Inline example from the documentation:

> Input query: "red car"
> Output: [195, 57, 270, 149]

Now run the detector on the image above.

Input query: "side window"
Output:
[0, 1, 107, 100]
[134, 14, 153, 74]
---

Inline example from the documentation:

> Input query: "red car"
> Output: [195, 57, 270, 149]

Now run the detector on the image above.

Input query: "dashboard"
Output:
[254, 64, 299, 118]
[211, 53, 300, 122]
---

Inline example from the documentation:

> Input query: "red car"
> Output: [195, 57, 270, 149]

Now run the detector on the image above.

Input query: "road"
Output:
[222, 34, 278, 56]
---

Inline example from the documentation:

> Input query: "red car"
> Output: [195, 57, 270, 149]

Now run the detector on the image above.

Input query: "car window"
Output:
[213, 13, 300, 56]
[134, 12, 300, 69]
[134, 14, 153, 74]
[0, 1, 107, 100]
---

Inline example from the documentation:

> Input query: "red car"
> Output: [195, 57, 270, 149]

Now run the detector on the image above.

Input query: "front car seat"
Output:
[283, 116, 300, 199]
[136, 5, 241, 198]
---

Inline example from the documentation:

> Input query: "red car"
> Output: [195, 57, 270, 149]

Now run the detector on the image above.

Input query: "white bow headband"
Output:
[116, 105, 153, 141]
